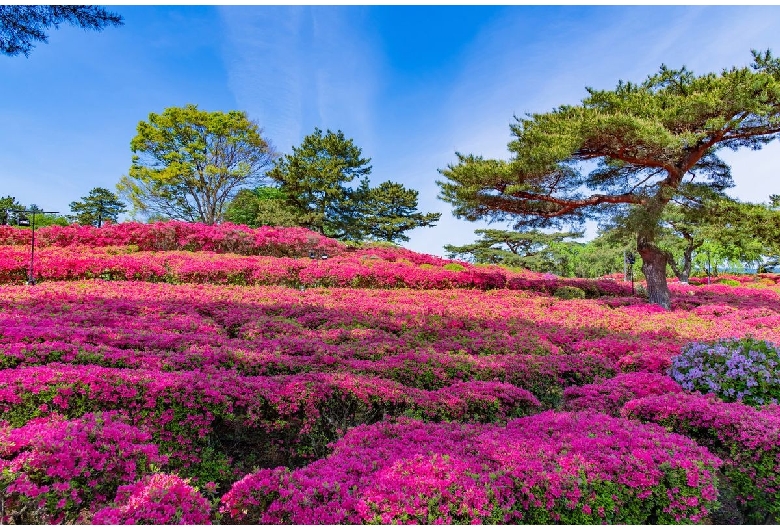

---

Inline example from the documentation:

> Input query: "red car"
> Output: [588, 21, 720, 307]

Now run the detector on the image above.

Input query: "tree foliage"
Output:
[0, 5, 123, 57]
[223, 186, 304, 228]
[0, 196, 24, 225]
[445, 229, 582, 271]
[69, 187, 126, 227]
[268, 128, 371, 237]
[269, 128, 439, 242]
[117, 104, 276, 225]
[360, 181, 441, 243]
[438, 50, 780, 308]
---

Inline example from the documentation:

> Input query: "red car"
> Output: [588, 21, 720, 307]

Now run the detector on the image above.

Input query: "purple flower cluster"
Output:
[670, 337, 780, 406]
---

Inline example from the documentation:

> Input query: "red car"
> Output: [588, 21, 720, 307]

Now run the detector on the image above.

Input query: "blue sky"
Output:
[2, 5, 780, 256]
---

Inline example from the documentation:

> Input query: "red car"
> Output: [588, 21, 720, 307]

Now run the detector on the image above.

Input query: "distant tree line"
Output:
[116, 107, 441, 244]
[1, 188, 126, 228]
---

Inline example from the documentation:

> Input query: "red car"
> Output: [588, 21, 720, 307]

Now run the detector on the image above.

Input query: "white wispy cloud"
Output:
[217, 6, 379, 155]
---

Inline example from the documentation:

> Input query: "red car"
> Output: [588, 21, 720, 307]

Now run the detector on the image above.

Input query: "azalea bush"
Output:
[562, 372, 683, 416]
[1, 222, 779, 524]
[0, 412, 165, 524]
[669, 337, 780, 406]
[221, 413, 721, 525]
[92, 473, 211, 525]
[0, 363, 541, 479]
[623, 393, 780, 523]
[0, 221, 340, 256]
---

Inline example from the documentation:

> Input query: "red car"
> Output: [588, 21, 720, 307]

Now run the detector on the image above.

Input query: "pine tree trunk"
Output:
[637, 232, 671, 309]
[681, 246, 693, 283]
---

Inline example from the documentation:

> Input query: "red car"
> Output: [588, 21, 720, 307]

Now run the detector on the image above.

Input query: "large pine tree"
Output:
[438, 50, 780, 308]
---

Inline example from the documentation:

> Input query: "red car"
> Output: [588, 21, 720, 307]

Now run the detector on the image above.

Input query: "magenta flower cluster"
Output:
[563, 372, 683, 416]
[0, 221, 340, 256]
[1, 222, 780, 523]
[220, 413, 720, 524]
[92, 473, 212, 525]
[0, 412, 165, 524]
[623, 392, 780, 522]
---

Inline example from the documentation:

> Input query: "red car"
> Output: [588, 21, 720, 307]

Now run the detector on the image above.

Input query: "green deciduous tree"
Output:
[0, 5, 123, 57]
[438, 50, 780, 308]
[117, 104, 276, 225]
[69, 187, 126, 227]
[223, 186, 304, 228]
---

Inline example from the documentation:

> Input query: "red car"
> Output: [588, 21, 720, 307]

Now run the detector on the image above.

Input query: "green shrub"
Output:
[553, 286, 586, 300]
[443, 263, 466, 272]
[718, 278, 740, 286]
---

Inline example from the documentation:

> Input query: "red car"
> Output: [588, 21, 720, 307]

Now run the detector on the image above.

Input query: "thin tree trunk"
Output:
[681, 245, 693, 283]
[637, 231, 671, 309]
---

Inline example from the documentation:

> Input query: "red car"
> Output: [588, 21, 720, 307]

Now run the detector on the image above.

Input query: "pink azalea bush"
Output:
[0, 412, 165, 524]
[1, 222, 780, 524]
[221, 413, 720, 525]
[92, 473, 211, 525]
[562, 372, 683, 416]
[0, 363, 540, 479]
[623, 392, 780, 523]
[0, 221, 341, 256]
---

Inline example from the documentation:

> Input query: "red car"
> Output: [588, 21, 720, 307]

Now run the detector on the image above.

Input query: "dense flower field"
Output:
[1, 223, 779, 524]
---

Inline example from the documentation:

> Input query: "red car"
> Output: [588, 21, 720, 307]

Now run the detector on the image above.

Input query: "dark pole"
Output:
[11, 208, 58, 286]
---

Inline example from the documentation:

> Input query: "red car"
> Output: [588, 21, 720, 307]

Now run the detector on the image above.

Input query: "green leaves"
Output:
[118, 104, 276, 225]
[69, 187, 126, 227]
[438, 50, 780, 306]
[268, 128, 371, 237]
[359, 182, 441, 243]
[268, 128, 439, 242]
[0, 5, 123, 57]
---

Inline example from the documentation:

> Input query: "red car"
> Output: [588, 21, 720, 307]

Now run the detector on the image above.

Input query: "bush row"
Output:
[0, 245, 634, 296]
[221, 413, 721, 524]
[0, 365, 541, 483]
[0, 222, 341, 257]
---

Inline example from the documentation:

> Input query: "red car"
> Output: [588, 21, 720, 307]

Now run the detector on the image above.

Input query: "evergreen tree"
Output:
[0, 196, 24, 225]
[445, 229, 582, 274]
[69, 187, 126, 227]
[361, 182, 441, 243]
[0, 5, 123, 57]
[439, 50, 780, 308]
[268, 128, 371, 237]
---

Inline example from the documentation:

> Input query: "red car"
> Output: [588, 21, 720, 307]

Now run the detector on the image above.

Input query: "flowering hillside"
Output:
[1, 222, 779, 524]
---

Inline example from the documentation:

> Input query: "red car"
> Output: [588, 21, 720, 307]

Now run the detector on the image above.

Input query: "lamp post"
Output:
[11, 208, 59, 285]
[624, 251, 636, 295]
